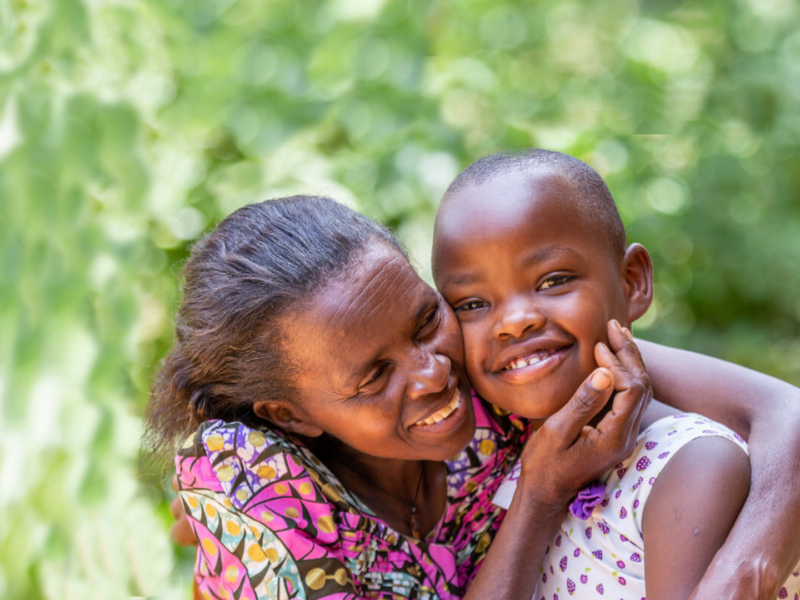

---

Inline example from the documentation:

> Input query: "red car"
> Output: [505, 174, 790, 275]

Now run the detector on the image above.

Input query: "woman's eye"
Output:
[418, 304, 441, 335]
[360, 363, 388, 389]
[539, 275, 572, 291]
[455, 299, 487, 312]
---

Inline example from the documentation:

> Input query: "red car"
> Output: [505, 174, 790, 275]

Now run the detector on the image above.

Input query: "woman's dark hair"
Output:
[145, 195, 406, 456]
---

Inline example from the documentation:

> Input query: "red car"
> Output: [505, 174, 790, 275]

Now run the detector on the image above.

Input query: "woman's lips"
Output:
[494, 345, 572, 384]
[411, 388, 467, 433]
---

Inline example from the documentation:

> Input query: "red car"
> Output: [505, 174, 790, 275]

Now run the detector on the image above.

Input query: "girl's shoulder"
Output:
[596, 412, 748, 541]
[526, 415, 749, 599]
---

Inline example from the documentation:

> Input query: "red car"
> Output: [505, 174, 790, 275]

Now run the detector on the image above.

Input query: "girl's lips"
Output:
[411, 388, 468, 434]
[493, 345, 572, 384]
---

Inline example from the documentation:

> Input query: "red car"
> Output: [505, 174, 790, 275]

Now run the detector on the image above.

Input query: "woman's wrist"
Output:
[513, 468, 571, 524]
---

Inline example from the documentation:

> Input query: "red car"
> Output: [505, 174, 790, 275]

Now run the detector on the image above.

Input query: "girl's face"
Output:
[433, 170, 645, 421]
[276, 243, 476, 462]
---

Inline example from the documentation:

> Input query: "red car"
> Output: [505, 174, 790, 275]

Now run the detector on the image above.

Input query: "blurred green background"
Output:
[1, 0, 799, 597]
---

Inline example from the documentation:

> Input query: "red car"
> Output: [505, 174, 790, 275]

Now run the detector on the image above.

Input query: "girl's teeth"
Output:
[505, 354, 547, 371]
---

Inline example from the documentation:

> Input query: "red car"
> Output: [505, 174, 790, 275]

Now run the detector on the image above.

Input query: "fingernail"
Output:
[591, 369, 612, 391]
[612, 319, 622, 330]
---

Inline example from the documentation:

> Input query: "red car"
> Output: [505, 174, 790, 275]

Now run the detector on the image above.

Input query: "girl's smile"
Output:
[494, 343, 574, 385]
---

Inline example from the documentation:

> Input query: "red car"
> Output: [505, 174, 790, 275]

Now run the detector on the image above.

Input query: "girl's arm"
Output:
[642, 436, 751, 600]
[639, 339, 800, 599]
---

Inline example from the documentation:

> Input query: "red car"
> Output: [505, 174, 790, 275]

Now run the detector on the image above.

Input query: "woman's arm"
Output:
[639, 339, 800, 599]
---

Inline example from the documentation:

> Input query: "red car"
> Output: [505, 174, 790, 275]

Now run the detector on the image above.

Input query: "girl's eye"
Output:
[539, 275, 573, 291]
[455, 299, 488, 313]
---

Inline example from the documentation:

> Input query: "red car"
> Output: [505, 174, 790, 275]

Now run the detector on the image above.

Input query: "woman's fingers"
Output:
[607, 320, 648, 380]
[169, 473, 198, 546]
[542, 368, 615, 446]
[169, 495, 197, 546]
[520, 321, 655, 501]
[593, 323, 653, 458]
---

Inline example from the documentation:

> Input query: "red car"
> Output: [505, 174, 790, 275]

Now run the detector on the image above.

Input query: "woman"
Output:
[152, 196, 800, 600]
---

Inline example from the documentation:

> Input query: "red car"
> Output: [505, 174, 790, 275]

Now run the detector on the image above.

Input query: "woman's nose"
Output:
[406, 350, 451, 401]
[492, 298, 545, 339]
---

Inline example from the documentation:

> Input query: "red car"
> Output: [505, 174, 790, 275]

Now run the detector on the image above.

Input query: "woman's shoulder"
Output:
[176, 419, 367, 514]
[175, 420, 370, 598]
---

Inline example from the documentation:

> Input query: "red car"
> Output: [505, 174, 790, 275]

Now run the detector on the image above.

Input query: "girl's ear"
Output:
[253, 401, 324, 438]
[622, 243, 654, 323]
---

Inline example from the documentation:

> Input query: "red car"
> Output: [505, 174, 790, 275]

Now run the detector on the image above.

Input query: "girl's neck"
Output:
[528, 400, 616, 432]
[529, 398, 674, 436]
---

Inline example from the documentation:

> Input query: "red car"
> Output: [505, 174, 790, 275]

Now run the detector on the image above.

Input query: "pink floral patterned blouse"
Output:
[175, 391, 527, 600]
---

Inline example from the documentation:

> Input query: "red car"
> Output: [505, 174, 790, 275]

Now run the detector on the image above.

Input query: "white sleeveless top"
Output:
[493, 413, 800, 600]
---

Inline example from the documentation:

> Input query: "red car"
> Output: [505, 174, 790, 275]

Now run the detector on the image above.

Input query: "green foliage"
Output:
[1, 0, 798, 596]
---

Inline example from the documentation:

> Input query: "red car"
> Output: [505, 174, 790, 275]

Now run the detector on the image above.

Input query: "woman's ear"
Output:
[622, 243, 654, 323]
[253, 401, 324, 438]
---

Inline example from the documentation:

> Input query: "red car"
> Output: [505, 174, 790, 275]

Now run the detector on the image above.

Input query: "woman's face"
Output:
[279, 243, 475, 462]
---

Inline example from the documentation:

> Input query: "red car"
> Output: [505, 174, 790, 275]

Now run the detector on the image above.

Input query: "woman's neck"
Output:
[304, 434, 447, 538]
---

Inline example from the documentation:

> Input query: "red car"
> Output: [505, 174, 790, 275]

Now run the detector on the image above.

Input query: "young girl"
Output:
[432, 148, 800, 599]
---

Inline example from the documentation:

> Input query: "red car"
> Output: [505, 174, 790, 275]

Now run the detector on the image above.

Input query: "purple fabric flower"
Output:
[568, 480, 606, 520]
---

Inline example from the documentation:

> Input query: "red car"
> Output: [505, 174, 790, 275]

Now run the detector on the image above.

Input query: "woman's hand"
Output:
[464, 320, 652, 600]
[518, 319, 653, 507]
[169, 475, 197, 547]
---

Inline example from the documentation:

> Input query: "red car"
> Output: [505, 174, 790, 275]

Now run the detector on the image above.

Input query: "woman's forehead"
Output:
[286, 246, 434, 364]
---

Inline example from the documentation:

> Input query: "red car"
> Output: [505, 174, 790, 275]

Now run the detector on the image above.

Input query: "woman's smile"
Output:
[411, 387, 466, 433]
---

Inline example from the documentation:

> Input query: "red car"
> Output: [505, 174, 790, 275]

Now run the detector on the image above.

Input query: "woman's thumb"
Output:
[548, 368, 615, 441]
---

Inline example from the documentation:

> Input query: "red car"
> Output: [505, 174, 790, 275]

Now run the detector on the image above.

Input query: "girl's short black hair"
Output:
[444, 148, 627, 256]
[145, 196, 406, 455]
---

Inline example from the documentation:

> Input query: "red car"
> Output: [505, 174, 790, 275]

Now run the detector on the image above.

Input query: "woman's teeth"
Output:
[416, 390, 461, 426]
[503, 351, 553, 371]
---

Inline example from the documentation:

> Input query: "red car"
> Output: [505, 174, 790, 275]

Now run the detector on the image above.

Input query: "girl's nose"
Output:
[492, 298, 545, 339]
[406, 350, 451, 401]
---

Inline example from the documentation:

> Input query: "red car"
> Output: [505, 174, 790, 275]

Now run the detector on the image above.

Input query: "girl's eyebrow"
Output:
[521, 244, 579, 268]
[441, 246, 580, 288]
[442, 270, 484, 288]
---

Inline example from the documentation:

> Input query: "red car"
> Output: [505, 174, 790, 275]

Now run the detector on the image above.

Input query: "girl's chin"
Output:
[478, 387, 573, 421]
